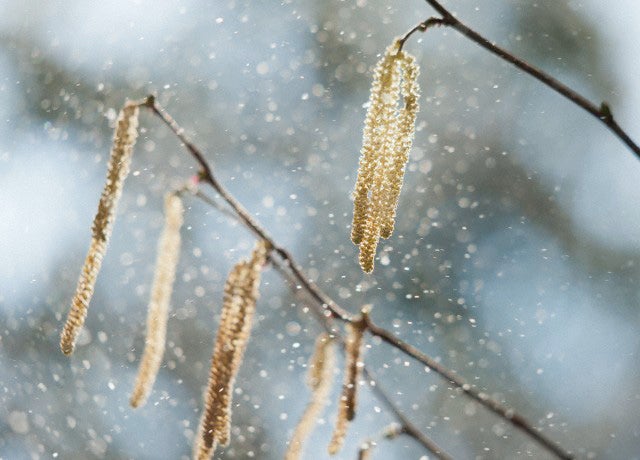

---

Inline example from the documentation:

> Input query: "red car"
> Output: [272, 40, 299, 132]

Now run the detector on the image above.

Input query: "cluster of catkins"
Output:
[351, 39, 420, 273]
[60, 35, 421, 459]
[57, 99, 271, 459]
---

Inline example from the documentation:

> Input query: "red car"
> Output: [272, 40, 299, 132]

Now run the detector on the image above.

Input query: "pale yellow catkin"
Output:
[285, 333, 336, 460]
[351, 45, 400, 246]
[351, 40, 420, 273]
[379, 52, 420, 238]
[130, 193, 184, 408]
[60, 101, 139, 355]
[328, 321, 366, 455]
[194, 241, 268, 460]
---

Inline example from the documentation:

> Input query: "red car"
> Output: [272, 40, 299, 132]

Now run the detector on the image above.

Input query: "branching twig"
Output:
[413, 0, 640, 157]
[143, 98, 573, 459]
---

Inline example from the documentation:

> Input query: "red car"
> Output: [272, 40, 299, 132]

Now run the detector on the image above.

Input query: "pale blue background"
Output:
[1, 0, 639, 458]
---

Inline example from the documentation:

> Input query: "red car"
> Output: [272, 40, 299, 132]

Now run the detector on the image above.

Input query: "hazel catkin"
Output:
[351, 40, 420, 273]
[130, 193, 184, 408]
[60, 101, 139, 355]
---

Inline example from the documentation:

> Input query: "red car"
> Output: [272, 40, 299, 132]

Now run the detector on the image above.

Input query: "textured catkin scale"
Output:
[130, 193, 184, 408]
[60, 102, 139, 356]
[285, 333, 337, 460]
[351, 40, 420, 273]
[194, 241, 268, 460]
[328, 321, 366, 455]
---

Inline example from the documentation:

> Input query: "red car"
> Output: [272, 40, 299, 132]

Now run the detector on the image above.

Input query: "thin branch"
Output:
[362, 367, 453, 460]
[364, 318, 572, 460]
[413, 1, 640, 157]
[398, 17, 447, 51]
[144, 100, 573, 459]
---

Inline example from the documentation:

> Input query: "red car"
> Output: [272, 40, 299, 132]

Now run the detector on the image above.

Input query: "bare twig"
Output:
[364, 318, 572, 460]
[412, 0, 640, 157]
[398, 17, 447, 51]
[143, 99, 573, 459]
[362, 368, 453, 460]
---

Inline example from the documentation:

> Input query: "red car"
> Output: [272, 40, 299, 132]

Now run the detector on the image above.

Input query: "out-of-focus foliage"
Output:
[1, 0, 639, 458]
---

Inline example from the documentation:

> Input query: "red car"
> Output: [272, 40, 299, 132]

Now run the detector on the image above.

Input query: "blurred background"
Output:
[1, 0, 639, 458]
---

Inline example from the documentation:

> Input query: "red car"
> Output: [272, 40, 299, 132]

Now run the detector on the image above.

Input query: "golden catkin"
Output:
[130, 193, 184, 408]
[379, 52, 420, 238]
[328, 321, 366, 455]
[194, 241, 268, 460]
[351, 40, 420, 273]
[60, 101, 139, 355]
[285, 333, 336, 460]
[351, 44, 400, 246]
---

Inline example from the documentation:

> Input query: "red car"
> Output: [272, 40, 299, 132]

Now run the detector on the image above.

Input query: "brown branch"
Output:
[146, 97, 355, 323]
[364, 317, 572, 460]
[413, 1, 640, 158]
[362, 367, 453, 460]
[144, 99, 573, 459]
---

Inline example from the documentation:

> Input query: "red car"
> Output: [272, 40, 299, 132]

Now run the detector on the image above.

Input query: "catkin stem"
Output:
[60, 101, 139, 355]
[130, 193, 184, 408]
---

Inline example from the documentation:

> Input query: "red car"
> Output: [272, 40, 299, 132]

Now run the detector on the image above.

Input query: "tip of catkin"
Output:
[60, 342, 74, 356]
[129, 396, 141, 408]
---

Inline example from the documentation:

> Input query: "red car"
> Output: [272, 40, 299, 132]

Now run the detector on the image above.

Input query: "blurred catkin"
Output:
[357, 423, 403, 460]
[285, 333, 336, 460]
[351, 40, 420, 273]
[130, 193, 184, 408]
[328, 320, 366, 455]
[60, 101, 139, 355]
[194, 241, 268, 460]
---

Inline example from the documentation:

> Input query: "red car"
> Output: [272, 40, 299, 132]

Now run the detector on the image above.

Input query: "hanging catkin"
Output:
[130, 193, 184, 408]
[60, 101, 139, 355]
[379, 52, 420, 239]
[194, 240, 268, 460]
[351, 40, 420, 273]
[285, 333, 336, 460]
[328, 320, 366, 455]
